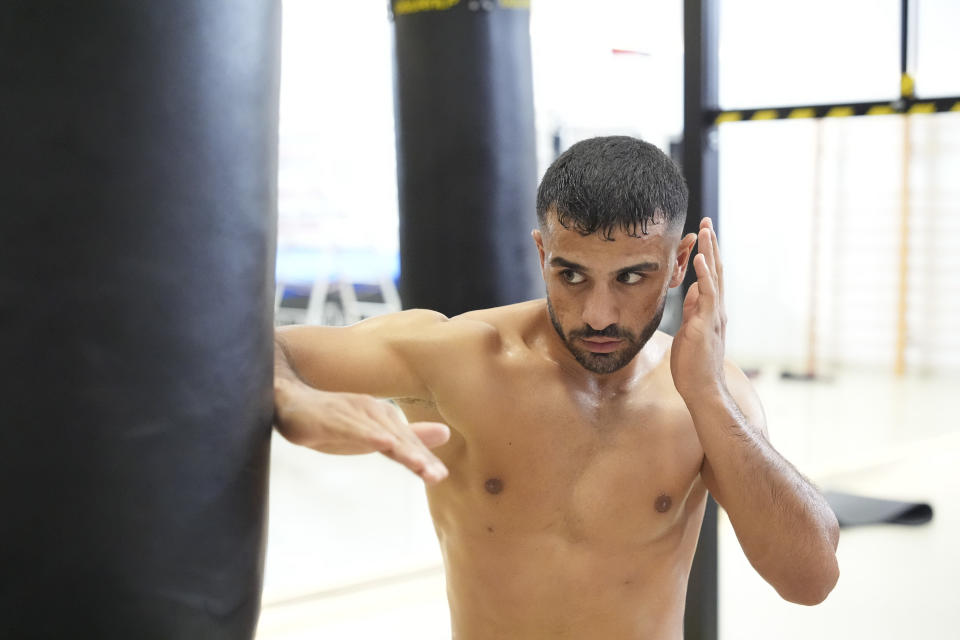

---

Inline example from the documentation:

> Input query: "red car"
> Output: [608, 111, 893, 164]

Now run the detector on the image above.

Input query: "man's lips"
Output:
[580, 337, 623, 353]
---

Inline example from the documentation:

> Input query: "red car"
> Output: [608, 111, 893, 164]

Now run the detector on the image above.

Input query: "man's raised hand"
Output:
[670, 217, 728, 401]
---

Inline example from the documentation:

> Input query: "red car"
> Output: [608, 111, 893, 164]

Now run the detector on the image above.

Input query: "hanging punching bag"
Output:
[391, 0, 539, 316]
[0, 2, 280, 638]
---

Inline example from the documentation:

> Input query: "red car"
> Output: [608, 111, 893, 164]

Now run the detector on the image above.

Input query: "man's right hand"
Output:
[273, 378, 450, 485]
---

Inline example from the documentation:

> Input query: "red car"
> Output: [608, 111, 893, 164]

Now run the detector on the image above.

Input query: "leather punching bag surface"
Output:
[0, 3, 280, 638]
[392, 0, 539, 316]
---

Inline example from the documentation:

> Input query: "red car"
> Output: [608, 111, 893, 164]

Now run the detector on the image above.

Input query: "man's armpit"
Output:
[393, 396, 438, 410]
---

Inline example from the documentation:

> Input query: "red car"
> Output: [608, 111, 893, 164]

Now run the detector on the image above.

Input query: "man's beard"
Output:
[546, 296, 666, 374]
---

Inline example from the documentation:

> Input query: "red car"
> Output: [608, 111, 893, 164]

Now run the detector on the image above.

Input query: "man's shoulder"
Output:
[448, 299, 544, 345]
[451, 299, 544, 328]
[392, 300, 543, 357]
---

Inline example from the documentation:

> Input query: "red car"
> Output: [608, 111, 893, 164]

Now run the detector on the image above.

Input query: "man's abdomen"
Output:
[434, 509, 702, 640]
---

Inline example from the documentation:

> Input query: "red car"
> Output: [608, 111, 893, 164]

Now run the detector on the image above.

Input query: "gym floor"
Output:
[255, 370, 960, 639]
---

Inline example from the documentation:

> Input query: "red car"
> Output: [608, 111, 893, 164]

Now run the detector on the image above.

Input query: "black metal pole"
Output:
[900, 0, 909, 84]
[682, 1, 719, 639]
[682, 0, 720, 239]
[900, 0, 915, 99]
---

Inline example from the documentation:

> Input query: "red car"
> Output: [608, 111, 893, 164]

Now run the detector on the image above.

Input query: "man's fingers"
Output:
[371, 418, 449, 485]
[375, 435, 449, 485]
[363, 400, 449, 484]
[682, 281, 700, 318]
[285, 391, 449, 484]
[693, 253, 716, 300]
[706, 218, 723, 300]
[409, 421, 451, 449]
[699, 218, 719, 276]
[698, 226, 716, 280]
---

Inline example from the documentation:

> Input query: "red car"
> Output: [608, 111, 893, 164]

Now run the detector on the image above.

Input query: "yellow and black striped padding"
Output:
[710, 75, 960, 124]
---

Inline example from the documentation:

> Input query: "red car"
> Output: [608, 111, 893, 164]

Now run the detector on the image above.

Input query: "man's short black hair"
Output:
[536, 136, 688, 239]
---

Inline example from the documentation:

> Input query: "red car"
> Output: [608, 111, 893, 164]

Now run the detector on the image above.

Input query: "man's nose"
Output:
[581, 285, 619, 331]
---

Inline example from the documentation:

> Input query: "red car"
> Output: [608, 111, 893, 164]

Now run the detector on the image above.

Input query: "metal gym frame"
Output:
[680, 0, 959, 638]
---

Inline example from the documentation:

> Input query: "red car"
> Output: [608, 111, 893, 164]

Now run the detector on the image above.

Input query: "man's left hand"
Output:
[671, 217, 728, 401]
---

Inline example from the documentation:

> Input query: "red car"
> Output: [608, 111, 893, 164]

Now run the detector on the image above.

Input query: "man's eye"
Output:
[618, 272, 644, 284]
[561, 270, 585, 284]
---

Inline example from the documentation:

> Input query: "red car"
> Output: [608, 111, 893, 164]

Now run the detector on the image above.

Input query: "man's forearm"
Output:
[687, 389, 839, 605]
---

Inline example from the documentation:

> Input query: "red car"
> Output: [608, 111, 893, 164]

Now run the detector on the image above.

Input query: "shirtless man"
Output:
[272, 136, 840, 638]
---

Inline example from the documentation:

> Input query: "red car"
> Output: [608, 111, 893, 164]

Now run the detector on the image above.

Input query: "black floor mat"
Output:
[824, 491, 934, 528]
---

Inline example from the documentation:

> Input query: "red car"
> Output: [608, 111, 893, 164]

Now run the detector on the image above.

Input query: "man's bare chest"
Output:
[409, 375, 706, 547]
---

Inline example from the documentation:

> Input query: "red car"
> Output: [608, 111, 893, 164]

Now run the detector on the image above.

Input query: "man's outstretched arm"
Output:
[671, 218, 840, 605]
[272, 310, 456, 485]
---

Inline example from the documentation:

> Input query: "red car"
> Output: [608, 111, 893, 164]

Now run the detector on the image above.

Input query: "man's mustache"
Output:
[569, 325, 633, 340]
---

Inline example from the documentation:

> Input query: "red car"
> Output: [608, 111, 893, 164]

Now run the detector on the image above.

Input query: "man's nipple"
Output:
[484, 478, 504, 495]
[654, 493, 672, 513]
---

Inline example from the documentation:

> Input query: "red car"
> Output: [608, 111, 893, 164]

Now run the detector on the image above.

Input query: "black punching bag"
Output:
[392, 0, 539, 316]
[0, 3, 280, 638]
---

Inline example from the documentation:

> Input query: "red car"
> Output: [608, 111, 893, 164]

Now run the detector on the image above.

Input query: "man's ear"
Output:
[531, 228, 546, 270]
[669, 232, 698, 288]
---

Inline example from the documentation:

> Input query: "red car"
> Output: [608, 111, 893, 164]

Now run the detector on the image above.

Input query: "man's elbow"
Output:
[776, 554, 840, 606]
